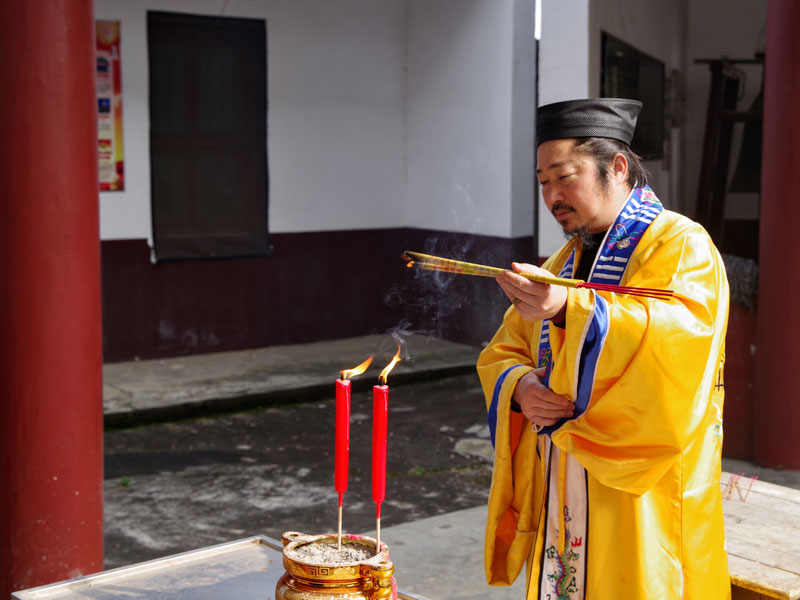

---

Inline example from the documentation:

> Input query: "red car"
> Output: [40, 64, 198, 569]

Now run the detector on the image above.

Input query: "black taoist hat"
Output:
[536, 98, 642, 146]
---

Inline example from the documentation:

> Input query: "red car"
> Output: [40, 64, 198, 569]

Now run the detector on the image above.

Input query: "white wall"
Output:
[95, 0, 407, 241]
[589, 0, 684, 212]
[95, 0, 154, 241]
[96, 0, 535, 243]
[536, 0, 686, 257]
[537, 0, 590, 256]
[538, 0, 590, 107]
[406, 0, 518, 239]
[97, 0, 766, 256]
[511, 0, 537, 239]
[264, 0, 406, 234]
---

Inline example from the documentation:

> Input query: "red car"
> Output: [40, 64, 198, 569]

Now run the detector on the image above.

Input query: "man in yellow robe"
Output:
[477, 98, 730, 599]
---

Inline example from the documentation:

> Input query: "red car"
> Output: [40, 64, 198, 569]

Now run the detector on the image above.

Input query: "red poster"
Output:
[96, 21, 124, 191]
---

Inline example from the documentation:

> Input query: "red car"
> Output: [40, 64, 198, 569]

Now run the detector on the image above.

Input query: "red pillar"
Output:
[754, 0, 800, 468]
[0, 0, 103, 596]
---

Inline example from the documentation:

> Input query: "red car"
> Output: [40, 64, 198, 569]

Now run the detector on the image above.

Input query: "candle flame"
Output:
[341, 355, 373, 380]
[378, 345, 402, 385]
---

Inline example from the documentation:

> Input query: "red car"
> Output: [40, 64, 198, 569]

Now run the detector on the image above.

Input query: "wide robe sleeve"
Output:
[547, 218, 729, 496]
[477, 310, 539, 585]
[477, 249, 573, 586]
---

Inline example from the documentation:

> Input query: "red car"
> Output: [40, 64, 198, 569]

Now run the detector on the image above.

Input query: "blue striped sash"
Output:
[537, 185, 663, 434]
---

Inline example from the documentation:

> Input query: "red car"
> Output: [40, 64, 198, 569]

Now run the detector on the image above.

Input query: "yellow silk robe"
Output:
[478, 206, 730, 599]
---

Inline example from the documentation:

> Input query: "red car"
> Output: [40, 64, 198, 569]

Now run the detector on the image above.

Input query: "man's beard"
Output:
[551, 202, 603, 249]
[563, 226, 602, 250]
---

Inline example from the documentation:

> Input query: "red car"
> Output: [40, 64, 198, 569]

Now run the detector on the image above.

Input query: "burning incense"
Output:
[402, 251, 674, 299]
[335, 356, 373, 550]
[373, 345, 402, 552]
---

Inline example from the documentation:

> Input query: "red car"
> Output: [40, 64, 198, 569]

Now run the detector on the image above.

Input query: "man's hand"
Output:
[514, 367, 574, 427]
[496, 262, 567, 322]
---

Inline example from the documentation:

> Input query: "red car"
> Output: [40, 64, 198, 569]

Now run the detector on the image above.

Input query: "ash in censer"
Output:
[287, 539, 377, 564]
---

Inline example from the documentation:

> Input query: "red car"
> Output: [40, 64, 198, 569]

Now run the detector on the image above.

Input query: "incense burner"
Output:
[276, 531, 396, 600]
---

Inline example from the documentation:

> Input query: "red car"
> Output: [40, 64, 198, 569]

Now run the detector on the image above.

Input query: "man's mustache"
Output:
[551, 201, 574, 215]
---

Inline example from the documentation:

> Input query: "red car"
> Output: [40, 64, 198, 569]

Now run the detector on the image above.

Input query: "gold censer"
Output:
[276, 531, 396, 600]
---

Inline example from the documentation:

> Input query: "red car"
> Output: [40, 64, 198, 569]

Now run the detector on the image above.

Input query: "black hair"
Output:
[573, 137, 650, 190]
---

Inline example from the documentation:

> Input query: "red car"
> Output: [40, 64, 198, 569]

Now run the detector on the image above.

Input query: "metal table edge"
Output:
[11, 535, 428, 600]
[11, 535, 282, 599]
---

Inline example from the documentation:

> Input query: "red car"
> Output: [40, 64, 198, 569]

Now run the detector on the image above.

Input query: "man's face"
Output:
[536, 139, 617, 235]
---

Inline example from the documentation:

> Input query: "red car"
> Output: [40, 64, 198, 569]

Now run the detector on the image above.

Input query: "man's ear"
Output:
[611, 152, 629, 183]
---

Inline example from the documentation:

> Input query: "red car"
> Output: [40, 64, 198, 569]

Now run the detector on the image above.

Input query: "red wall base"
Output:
[101, 230, 535, 362]
[722, 304, 757, 459]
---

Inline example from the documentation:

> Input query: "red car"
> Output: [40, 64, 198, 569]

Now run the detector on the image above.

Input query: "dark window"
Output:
[148, 11, 269, 261]
[601, 32, 665, 160]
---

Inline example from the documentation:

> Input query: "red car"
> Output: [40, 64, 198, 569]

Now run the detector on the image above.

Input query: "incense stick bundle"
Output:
[402, 251, 674, 300]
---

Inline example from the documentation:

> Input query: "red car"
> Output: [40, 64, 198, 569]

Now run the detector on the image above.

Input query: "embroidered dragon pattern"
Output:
[544, 506, 583, 600]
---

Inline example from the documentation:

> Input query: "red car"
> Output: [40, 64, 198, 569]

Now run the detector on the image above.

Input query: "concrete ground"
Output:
[102, 334, 479, 427]
[100, 334, 800, 600]
[103, 334, 525, 598]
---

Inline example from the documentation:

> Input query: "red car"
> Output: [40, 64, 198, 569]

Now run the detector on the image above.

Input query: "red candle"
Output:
[372, 345, 401, 549]
[335, 378, 351, 507]
[334, 356, 372, 549]
[372, 384, 389, 516]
